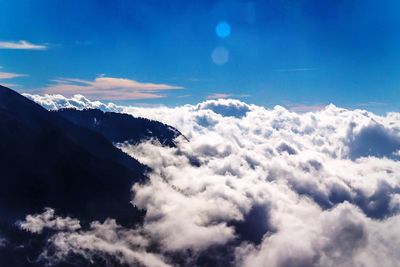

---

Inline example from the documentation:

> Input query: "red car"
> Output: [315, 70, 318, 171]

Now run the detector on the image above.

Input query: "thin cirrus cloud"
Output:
[0, 71, 28, 80]
[0, 71, 27, 80]
[0, 40, 47, 50]
[206, 93, 251, 100]
[0, 67, 28, 87]
[41, 76, 184, 100]
[206, 93, 232, 99]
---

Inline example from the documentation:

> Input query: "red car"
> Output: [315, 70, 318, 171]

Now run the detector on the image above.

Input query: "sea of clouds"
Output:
[21, 94, 400, 267]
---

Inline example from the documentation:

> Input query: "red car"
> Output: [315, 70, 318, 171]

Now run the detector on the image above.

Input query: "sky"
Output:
[0, 0, 400, 112]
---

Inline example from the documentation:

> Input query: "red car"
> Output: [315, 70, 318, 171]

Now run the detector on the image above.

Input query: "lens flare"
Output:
[215, 21, 231, 38]
[211, 46, 229, 65]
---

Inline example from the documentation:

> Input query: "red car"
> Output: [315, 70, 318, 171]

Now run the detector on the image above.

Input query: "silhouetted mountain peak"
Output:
[0, 86, 147, 224]
[56, 108, 184, 147]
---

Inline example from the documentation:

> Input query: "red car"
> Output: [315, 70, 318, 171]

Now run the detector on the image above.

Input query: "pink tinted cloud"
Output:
[206, 93, 232, 99]
[42, 76, 183, 100]
[0, 71, 27, 79]
[0, 68, 28, 88]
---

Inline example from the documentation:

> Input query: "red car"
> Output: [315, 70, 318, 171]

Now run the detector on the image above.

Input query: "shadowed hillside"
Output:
[0, 85, 147, 224]
[56, 108, 183, 147]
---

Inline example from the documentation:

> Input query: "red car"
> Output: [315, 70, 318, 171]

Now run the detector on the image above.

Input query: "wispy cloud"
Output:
[0, 40, 47, 50]
[0, 71, 27, 80]
[41, 76, 183, 100]
[177, 94, 192, 98]
[0, 67, 28, 87]
[206, 93, 251, 100]
[206, 93, 232, 99]
[354, 102, 387, 108]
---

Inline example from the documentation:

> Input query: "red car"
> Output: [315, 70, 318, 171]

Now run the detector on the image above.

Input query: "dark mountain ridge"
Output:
[0, 85, 147, 224]
[0, 85, 188, 267]
[56, 108, 183, 147]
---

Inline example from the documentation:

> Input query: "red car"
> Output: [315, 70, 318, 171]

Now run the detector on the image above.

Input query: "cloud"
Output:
[0, 40, 47, 50]
[235, 203, 400, 267]
[206, 93, 232, 99]
[0, 67, 28, 88]
[196, 98, 251, 118]
[24, 96, 400, 266]
[354, 102, 386, 108]
[19, 208, 81, 234]
[348, 123, 400, 160]
[118, 100, 400, 265]
[23, 93, 122, 111]
[39, 76, 183, 100]
[19, 210, 172, 267]
[288, 104, 326, 113]
[0, 71, 27, 80]
[177, 94, 192, 98]
[206, 93, 251, 101]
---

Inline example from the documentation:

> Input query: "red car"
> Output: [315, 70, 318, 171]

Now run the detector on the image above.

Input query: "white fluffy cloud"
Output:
[24, 95, 400, 266]
[19, 208, 81, 234]
[23, 93, 122, 111]
[235, 202, 400, 267]
[20, 210, 172, 267]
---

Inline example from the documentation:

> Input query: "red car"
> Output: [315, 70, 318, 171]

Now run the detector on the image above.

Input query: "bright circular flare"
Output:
[211, 46, 229, 65]
[216, 21, 231, 38]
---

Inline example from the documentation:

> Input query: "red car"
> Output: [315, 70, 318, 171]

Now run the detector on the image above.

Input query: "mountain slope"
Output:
[0, 85, 146, 224]
[56, 108, 183, 147]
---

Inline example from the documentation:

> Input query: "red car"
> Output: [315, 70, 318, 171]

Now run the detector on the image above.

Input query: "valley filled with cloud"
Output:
[19, 94, 400, 267]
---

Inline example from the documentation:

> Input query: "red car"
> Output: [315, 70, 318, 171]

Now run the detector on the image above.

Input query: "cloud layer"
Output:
[39, 77, 183, 100]
[23, 93, 122, 111]
[20, 95, 400, 266]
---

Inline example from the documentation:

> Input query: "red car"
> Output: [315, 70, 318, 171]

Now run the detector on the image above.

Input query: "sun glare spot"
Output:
[211, 46, 229, 65]
[216, 21, 231, 38]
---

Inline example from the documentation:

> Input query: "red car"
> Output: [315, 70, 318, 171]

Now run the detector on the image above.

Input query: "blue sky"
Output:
[0, 0, 399, 112]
